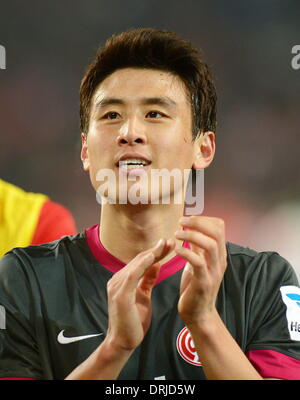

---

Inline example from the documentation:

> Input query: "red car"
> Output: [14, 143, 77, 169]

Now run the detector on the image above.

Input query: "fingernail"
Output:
[167, 238, 175, 247]
[156, 239, 164, 247]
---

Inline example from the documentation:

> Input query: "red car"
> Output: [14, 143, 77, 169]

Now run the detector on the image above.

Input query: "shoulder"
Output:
[225, 241, 299, 287]
[0, 232, 87, 280]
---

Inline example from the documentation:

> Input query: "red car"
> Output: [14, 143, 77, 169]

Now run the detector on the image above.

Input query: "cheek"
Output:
[162, 124, 193, 161]
[87, 130, 111, 165]
[87, 143, 110, 194]
[172, 117, 192, 142]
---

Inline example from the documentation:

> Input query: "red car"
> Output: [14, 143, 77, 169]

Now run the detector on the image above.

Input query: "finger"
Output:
[165, 238, 176, 252]
[151, 237, 176, 263]
[174, 246, 207, 279]
[174, 229, 218, 267]
[119, 238, 173, 292]
[180, 216, 225, 242]
[140, 238, 176, 286]
[179, 262, 193, 293]
[137, 262, 161, 294]
[179, 216, 226, 259]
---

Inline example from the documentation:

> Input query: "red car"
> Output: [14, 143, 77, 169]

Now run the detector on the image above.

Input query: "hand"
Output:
[174, 216, 227, 327]
[105, 238, 175, 353]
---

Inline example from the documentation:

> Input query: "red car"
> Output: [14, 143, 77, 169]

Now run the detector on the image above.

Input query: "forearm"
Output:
[65, 338, 133, 380]
[65, 240, 172, 380]
[187, 310, 263, 380]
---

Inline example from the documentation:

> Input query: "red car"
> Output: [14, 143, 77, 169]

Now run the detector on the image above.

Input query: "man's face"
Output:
[81, 67, 201, 205]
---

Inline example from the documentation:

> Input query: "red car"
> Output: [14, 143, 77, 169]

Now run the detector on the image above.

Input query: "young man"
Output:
[0, 28, 299, 380]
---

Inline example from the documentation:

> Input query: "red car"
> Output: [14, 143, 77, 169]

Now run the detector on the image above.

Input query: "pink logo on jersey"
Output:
[176, 327, 202, 366]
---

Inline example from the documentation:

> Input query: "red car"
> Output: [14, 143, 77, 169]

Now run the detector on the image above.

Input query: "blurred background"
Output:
[0, 0, 300, 278]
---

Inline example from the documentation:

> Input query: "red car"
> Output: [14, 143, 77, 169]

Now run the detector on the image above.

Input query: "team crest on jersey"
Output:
[280, 285, 300, 341]
[176, 327, 202, 366]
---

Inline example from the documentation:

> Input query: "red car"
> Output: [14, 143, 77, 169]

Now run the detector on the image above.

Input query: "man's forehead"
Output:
[94, 96, 179, 109]
[92, 67, 189, 106]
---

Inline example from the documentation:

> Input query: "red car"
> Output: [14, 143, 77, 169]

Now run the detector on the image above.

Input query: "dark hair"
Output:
[80, 28, 217, 140]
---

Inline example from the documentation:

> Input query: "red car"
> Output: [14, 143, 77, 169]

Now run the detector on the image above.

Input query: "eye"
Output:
[146, 111, 165, 119]
[103, 111, 120, 120]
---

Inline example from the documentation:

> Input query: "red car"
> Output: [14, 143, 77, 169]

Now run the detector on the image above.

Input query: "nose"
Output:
[116, 118, 147, 146]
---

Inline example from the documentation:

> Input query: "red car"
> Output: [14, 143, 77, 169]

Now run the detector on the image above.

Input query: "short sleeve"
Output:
[246, 253, 300, 379]
[0, 253, 42, 379]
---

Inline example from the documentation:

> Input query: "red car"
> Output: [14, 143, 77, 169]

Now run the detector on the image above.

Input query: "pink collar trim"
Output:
[85, 224, 190, 285]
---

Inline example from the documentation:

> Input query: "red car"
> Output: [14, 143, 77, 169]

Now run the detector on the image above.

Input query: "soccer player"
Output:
[0, 179, 77, 257]
[0, 28, 299, 380]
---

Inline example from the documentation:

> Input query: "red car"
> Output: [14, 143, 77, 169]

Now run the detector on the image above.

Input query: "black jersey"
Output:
[0, 224, 300, 380]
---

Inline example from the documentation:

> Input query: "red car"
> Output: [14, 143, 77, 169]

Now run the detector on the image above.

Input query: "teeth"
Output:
[122, 164, 145, 169]
[119, 159, 149, 168]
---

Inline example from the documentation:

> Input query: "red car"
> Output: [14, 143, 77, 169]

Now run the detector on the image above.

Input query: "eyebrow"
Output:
[94, 96, 178, 109]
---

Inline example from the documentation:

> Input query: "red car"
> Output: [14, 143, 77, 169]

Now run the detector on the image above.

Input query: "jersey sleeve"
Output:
[0, 253, 43, 379]
[245, 253, 300, 379]
[30, 200, 77, 245]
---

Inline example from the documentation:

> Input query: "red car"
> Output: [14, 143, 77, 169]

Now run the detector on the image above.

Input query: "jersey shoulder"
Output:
[0, 232, 90, 282]
[226, 241, 299, 286]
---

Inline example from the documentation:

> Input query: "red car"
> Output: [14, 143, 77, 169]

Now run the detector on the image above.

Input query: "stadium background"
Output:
[0, 0, 300, 279]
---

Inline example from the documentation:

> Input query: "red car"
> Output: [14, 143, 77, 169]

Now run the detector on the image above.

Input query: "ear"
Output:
[80, 133, 90, 171]
[192, 131, 215, 170]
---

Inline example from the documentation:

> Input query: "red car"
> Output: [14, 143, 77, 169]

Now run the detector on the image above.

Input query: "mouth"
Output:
[115, 158, 152, 176]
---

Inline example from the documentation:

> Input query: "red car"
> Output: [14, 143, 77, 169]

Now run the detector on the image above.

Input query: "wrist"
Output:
[98, 336, 134, 364]
[184, 308, 221, 339]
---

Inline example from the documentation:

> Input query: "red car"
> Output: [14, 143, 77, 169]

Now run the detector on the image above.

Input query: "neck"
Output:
[99, 202, 186, 265]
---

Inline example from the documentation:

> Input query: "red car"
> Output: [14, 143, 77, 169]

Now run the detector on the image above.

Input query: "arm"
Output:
[66, 238, 175, 380]
[174, 216, 263, 380]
